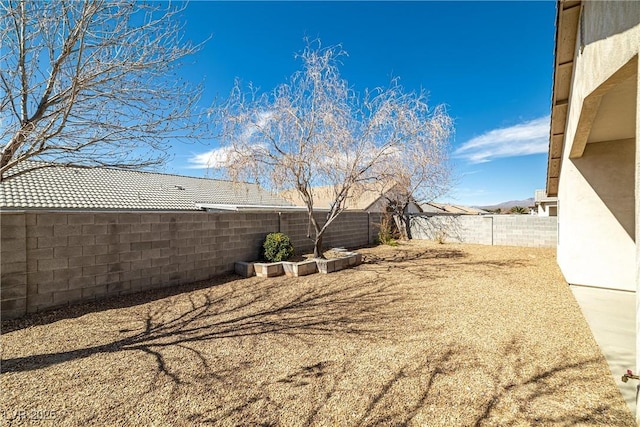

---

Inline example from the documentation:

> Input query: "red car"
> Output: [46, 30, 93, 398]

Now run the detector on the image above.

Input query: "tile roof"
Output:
[420, 202, 490, 215]
[419, 202, 449, 214]
[280, 182, 397, 212]
[0, 161, 293, 211]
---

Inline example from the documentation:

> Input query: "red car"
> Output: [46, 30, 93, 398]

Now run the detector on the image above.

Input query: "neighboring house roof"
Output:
[440, 204, 471, 214]
[462, 206, 490, 215]
[0, 161, 294, 211]
[534, 189, 558, 205]
[419, 202, 449, 214]
[476, 209, 491, 215]
[421, 202, 489, 215]
[280, 183, 397, 212]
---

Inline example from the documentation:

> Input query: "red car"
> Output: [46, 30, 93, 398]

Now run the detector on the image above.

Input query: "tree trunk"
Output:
[392, 203, 413, 241]
[403, 214, 413, 240]
[392, 214, 413, 240]
[313, 233, 324, 259]
[393, 214, 409, 240]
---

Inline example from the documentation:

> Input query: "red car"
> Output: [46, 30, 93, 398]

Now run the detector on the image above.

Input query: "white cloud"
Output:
[454, 116, 550, 163]
[188, 146, 236, 169]
[241, 111, 274, 141]
[188, 111, 275, 169]
[188, 144, 269, 169]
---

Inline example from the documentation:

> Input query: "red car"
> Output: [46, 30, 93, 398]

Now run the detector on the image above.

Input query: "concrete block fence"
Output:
[0, 210, 379, 319]
[1, 211, 555, 320]
[410, 214, 558, 248]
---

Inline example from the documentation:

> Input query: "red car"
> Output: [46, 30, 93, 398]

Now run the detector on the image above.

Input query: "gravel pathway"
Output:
[1, 241, 634, 426]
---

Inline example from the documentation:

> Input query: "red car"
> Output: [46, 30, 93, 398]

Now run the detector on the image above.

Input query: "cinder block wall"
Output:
[1, 212, 27, 319]
[323, 211, 371, 249]
[368, 213, 383, 245]
[279, 211, 373, 253]
[410, 214, 492, 244]
[1, 210, 377, 319]
[410, 214, 557, 248]
[492, 215, 557, 247]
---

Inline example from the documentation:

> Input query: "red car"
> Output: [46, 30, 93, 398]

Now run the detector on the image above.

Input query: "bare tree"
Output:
[0, 0, 206, 181]
[210, 40, 452, 257]
[379, 110, 453, 240]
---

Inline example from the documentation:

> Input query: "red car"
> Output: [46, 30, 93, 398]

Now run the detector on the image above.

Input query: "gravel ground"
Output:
[1, 241, 634, 426]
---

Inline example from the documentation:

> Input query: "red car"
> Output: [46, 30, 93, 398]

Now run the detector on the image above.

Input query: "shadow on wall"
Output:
[572, 138, 636, 241]
[409, 214, 465, 243]
[581, 1, 640, 48]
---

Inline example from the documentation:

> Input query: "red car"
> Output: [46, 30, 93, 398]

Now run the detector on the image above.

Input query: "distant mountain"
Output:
[476, 197, 535, 212]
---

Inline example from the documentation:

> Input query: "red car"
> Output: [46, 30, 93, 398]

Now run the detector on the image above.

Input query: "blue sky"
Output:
[166, 1, 557, 207]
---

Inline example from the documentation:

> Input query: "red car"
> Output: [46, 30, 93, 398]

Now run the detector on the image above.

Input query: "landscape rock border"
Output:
[235, 250, 363, 278]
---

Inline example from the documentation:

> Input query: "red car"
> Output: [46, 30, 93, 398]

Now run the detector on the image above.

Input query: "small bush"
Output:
[385, 238, 399, 247]
[262, 232, 294, 262]
[377, 213, 399, 246]
[434, 229, 447, 244]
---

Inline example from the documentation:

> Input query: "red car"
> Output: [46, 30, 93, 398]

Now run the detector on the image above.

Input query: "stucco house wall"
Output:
[533, 190, 557, 217]
[555, 1, 639, 291]
[558, 139, 636, 290]
[547, 0, 639, 415]
[536, 203, 557, 217]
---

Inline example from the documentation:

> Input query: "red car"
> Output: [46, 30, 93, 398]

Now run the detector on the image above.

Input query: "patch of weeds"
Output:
[377, 212, 400, 246]
[434, 230, 447, 244]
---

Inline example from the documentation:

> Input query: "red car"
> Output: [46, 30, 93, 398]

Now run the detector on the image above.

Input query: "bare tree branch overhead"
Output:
[0, 0, 207, 181]
[210, 39, 453, 256]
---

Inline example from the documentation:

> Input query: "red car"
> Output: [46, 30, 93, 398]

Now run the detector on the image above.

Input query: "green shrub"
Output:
[262, 232, 294, 262]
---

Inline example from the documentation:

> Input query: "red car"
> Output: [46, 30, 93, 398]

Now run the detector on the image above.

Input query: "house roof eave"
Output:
[546, 0, 582, 197]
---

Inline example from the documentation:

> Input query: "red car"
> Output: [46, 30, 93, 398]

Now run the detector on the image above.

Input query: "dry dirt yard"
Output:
[1, 241, 634, 426]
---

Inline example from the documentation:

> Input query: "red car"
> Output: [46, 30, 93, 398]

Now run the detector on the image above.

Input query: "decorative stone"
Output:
[352, 253, 363, 265]
[316, 258, 337, 274]
[253, 262, 284, 277]
[316, 251, 363, 274]
[234, 261, 255, 278]
[238, 251, 362, 278]
[282, 260, 318, 277]
[346, 253, 358, 266]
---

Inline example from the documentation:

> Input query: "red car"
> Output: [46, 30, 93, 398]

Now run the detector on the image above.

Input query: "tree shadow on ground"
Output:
[361, 245, 531, 281]
[182, 337, 633, 426]
[1, 276, 404, 375]
[0, 273, 242, 334]
[468, 337, 633, 426]
[2, 243, 633, 426]
[364, 247, 466, 265]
